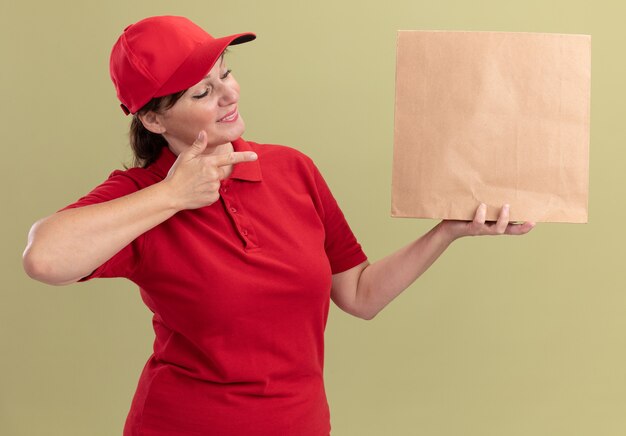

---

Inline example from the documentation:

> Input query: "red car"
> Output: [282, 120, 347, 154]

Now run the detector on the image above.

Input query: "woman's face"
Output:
[157, 54, 245, 155]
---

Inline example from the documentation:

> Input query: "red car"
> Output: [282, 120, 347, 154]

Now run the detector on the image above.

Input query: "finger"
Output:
[213, 151, 258, 168]
[505, 221, 536, 235]
[187, 131, 209, 157]
[473, 203, 487, 225]
[494, 204, 510, 234]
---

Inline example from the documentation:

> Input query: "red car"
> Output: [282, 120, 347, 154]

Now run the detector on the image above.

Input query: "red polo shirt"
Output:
[60, 138, 367, 436]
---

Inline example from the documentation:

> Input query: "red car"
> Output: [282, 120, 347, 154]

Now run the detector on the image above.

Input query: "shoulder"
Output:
[245, 140, 319, 176]
[59, 166, 159, 211]
[99, 166, 161, 191]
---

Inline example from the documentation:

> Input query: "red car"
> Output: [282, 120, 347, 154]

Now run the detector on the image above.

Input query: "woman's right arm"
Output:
[23, 131, 257, 285]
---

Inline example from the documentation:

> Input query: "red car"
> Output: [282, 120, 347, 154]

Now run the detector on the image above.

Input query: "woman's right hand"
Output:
[163, 131, 258, 211]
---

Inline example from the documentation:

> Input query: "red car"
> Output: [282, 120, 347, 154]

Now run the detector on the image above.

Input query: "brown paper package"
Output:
[391, 31, 591, 223]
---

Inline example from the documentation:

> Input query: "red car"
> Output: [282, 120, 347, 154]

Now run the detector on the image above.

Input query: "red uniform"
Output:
[61, 138, 367, 435]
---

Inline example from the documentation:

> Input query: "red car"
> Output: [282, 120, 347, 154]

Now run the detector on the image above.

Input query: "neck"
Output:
[168, 140, 234, 157]
[204, 141, 235, 157]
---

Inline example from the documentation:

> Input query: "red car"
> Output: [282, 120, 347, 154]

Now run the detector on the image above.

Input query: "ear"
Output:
[137, 111, 166, 134]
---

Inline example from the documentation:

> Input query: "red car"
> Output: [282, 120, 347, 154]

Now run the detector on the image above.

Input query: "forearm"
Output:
[354, 222, 456, 319]
[344, 203, 533, 320]
[23, 181, 179, 285]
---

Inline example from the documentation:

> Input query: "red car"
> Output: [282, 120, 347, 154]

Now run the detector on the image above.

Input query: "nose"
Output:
[218, 81, 238, 106]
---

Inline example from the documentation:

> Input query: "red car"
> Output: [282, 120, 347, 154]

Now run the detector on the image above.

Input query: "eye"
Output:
[193, 87, 211, 99]
[192, 70, 231, 99]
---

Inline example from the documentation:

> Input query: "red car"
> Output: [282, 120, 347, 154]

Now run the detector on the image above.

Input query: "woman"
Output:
[23, 15, 534, 436]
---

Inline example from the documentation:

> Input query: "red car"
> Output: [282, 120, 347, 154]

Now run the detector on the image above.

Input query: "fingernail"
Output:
[504, 204, 510, 210]
[196, 131, 204, 141]
[249, 152, 258, 160]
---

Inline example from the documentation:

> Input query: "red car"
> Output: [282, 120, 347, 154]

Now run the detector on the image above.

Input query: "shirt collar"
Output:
[229, 138, 263, 182]
[149, 137, 262, 182]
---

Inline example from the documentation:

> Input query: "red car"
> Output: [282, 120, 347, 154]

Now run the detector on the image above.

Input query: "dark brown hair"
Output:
[129, 90, 186, 168]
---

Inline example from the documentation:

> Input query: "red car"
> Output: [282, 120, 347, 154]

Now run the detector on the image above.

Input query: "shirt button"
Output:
[242, 229, 248, 236]
[230, 207, 237, 213]
[222, 187, 228, 193]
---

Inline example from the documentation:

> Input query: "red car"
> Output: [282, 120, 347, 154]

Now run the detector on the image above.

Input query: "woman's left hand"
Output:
[439, 203, 535, 242]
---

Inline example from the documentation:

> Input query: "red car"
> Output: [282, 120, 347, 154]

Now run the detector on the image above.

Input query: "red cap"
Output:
[109, 16, 255, 115]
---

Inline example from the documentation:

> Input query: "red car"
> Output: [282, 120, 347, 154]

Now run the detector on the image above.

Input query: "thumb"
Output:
[187, 131, 208, 157]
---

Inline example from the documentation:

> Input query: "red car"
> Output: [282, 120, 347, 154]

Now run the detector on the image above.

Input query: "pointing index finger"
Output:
[213, 151, 258, 167]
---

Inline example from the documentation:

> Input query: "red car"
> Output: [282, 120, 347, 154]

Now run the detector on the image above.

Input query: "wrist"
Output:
[156, 179, 184, 213]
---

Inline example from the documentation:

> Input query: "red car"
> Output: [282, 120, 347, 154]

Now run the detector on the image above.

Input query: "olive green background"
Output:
[2, 0, 624, 435]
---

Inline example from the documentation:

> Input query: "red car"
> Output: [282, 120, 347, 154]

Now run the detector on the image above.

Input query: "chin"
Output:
[212, 117, 245, 145]
[228, 118, 246, 140]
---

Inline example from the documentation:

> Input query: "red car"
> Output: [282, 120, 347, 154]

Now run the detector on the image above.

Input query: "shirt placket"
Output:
[219, 179, 259, 250]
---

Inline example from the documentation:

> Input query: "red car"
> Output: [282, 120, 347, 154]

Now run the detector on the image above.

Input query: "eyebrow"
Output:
[202, 54, 226, 80]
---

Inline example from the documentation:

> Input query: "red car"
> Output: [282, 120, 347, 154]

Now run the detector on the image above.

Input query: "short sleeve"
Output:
[58, 170, 143, 281]
[311, 164, 368, 274]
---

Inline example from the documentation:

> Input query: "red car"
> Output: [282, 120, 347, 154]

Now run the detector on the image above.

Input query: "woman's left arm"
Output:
[330, 203, 535, 320]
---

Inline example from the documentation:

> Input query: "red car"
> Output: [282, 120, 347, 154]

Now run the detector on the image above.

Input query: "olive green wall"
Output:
[2, 0, 624, 435]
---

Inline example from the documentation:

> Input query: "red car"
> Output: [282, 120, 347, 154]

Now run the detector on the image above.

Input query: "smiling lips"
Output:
[218, 107, 238, 123]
